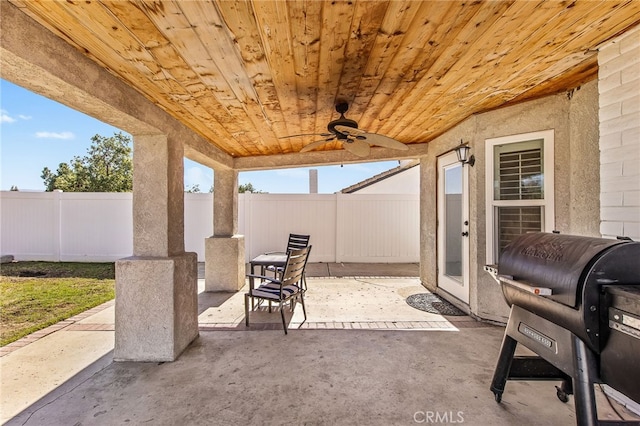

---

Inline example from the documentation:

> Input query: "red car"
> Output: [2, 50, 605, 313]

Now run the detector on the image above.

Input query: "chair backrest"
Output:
[286, 234, 310, 252]
[281, 246, 312, 287]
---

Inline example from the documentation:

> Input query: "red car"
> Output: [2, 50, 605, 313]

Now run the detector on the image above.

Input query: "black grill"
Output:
[485, 232, 640, 425]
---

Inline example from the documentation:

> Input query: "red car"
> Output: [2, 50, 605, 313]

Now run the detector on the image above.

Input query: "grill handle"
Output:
[498, 275, 553, 296]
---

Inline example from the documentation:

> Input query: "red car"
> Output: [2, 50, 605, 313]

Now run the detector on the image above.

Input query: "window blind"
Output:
[498, 148, 542, 200]
[497, 206, 542, 255]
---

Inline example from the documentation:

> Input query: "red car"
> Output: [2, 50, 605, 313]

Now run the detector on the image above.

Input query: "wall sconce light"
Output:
[455, 140, 475, 167]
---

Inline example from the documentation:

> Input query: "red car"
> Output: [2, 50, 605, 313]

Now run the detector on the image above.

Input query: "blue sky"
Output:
[1, 79, 399, 193]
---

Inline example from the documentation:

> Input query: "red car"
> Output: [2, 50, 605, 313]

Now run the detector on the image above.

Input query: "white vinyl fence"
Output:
[0, 191, 419, 263]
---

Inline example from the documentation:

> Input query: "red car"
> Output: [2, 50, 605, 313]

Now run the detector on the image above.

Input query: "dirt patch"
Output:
[17, 270, 48, 278]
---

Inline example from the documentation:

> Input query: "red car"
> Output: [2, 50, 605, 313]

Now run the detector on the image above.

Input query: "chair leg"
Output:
[249, 275, 256, 311]
[280, 301, 288, 334]
[299, 292, 307, 323]
[244, 293, 250, 327]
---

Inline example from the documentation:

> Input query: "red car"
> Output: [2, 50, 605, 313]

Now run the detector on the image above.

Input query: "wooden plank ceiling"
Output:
[10, 0, 640, 159]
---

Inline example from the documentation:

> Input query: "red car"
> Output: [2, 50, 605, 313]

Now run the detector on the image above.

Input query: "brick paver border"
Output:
[0, 300, 115, 357]
[199, 318, 493, 332]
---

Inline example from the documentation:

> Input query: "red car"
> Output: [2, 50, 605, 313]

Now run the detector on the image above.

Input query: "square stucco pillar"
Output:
[115, 253, 197, 361]
[205, 235, 245, 292]
[115, 134, 198, 362]
[205, 168, 245, 292]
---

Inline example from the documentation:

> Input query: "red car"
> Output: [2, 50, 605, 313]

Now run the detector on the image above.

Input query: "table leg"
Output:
[250, 262, 256, 311]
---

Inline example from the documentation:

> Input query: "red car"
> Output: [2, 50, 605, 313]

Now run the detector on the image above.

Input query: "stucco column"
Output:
[205, 168, 245, 291]
[115, 134, 198, 362]
[419, 155, 437, 292]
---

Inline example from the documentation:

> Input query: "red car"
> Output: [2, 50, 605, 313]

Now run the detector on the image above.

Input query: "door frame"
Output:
[436, 151, 470, 304]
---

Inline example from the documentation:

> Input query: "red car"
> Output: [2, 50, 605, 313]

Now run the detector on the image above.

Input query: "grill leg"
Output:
[555, 378, 573, 403]
[571, 335, 598, 426]
[490, 333, 518, 403]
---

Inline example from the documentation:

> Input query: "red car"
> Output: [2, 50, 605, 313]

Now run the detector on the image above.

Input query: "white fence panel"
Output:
[59, 193, 133, 261]
[1, 191, 419, 263]
[184, 193, 213, 261]
[1, 191, 59, 261]
[336, 194, 420, 262]
[241, 194, 336, 263]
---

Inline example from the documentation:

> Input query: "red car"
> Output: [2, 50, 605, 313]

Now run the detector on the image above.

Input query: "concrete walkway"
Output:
[1, 264, 636, 425]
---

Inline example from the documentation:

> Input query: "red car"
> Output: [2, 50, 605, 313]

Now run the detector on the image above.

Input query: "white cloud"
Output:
[1, 109, 33, 123]
[1, 110, 16, 123]
[35, 131, 75, 140]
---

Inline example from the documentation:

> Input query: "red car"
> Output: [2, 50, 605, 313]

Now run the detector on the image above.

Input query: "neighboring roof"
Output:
[340, 160, 419, 194]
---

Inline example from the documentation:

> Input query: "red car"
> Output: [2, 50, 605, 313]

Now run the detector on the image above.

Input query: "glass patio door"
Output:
[437, 152, 470, 304]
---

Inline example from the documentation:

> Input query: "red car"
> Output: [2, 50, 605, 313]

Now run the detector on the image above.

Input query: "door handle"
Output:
[461, 231, 469, 237]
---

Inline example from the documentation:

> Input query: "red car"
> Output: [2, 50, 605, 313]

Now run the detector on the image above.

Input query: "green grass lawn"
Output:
[0, 262, 115, 346]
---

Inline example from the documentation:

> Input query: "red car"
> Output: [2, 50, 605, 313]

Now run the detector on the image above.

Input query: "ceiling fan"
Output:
[284, 103, 409, 157]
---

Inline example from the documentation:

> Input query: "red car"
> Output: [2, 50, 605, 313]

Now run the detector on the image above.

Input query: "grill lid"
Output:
[498, 233, 624, 307]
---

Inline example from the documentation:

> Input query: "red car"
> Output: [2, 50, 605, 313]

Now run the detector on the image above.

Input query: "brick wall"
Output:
[598, 26, 640, 240]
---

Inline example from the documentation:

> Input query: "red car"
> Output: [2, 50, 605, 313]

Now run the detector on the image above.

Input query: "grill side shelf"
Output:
[484, 264, 500, 284]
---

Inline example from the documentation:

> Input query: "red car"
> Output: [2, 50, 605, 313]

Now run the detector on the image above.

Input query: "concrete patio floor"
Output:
[1, 263, 636, 425]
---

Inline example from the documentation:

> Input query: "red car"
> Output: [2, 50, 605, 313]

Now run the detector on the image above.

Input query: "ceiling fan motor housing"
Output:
[328, 117, 358, 138]
[329, 102, 358, 139]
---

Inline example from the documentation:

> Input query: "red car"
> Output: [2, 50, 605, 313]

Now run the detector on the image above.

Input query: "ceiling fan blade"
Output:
[334, 125, 408, 151]
[334, 125, 364, 136]
[343, 139, 371, 157]
[280, 132, 332, 139]
[300, 137, 336, 153]
[361, 133, 409, 151]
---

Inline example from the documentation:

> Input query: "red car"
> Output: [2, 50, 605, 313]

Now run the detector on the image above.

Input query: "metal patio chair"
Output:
[264, 233, 310, 289]
[244, 245, 312, 334]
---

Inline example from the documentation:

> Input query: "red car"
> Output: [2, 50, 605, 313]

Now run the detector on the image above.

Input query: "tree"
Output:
[41, 132, 132, 192]
[239, 183, 262, 193]
[185, 184, 201, 193]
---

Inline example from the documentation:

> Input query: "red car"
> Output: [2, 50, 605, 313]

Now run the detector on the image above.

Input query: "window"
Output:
[485, 130, 554, 263]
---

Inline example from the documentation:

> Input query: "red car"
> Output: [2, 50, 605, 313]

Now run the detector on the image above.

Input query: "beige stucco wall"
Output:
[421, 79, 601, 323]
[569, 83, 602, 237]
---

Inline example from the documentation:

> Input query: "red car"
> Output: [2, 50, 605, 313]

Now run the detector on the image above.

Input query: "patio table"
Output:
[249, 253, 287, 275]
